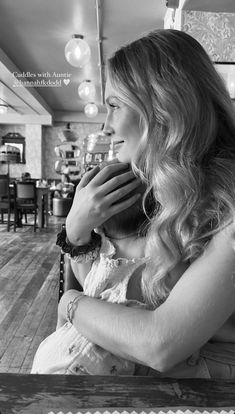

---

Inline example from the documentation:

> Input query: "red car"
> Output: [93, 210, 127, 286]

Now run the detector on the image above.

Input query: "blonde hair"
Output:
[107, 29, 235, 307]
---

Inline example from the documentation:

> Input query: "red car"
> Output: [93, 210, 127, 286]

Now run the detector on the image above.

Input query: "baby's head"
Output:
[101, 162, 155, 239]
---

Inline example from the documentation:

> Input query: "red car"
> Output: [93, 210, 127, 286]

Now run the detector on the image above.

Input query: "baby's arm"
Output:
[63, 255, 84, 291]
[56, 258, 93, 329]
[70, 260, 93, 288]
[56, 289, 82, 329]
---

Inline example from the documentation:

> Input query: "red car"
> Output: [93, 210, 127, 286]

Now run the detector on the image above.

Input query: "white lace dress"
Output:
[31, 233, 147, 375]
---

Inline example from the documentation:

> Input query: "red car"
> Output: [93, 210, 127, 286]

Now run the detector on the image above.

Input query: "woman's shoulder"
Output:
[205, 220, 235, 257]
[168, 219, 235, 304]
[182, 219, 235, 294]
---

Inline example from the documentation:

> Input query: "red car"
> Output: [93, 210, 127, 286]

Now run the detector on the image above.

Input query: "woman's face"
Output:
[103, 74, 142, 163]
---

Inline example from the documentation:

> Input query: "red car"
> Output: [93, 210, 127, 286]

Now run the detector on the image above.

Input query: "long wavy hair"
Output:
[107, 29, 235, 307]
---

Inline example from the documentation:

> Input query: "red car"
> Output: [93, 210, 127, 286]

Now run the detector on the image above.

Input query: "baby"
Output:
[31, 166, 155, 375]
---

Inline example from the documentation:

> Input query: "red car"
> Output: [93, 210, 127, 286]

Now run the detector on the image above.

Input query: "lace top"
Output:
[82, 229, 148, 306]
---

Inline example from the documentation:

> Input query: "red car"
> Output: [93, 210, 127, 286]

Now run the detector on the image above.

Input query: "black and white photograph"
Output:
[0, 0, 235, 413]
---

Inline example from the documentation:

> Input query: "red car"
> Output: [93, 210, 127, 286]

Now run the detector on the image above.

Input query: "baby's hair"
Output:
[100, 163, 156, 238]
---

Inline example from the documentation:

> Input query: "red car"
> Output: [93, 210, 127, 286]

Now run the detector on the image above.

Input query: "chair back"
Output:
[14, 181, 38, 232]
[16, 181, 36, 200]
[0, 175, 9, 198]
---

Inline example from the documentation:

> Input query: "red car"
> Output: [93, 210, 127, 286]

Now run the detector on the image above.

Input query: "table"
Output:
[36, 186, 49, 228]
[0, 374, 235, 414]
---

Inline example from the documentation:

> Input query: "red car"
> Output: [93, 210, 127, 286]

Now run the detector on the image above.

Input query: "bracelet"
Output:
[67, 293, 86, 324]
[56, 224, 101, 262]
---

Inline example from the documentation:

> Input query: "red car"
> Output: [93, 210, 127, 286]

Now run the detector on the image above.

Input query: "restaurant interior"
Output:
[0, 0, 235, 411]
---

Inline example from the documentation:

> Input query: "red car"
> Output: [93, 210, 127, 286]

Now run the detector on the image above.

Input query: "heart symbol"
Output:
[63, 79, 70, 86]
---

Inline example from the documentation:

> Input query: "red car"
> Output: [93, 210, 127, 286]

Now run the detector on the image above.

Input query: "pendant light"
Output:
[61, 123, 79, 142]
[78, 80, 96, 101]
[65, 35, 91, 68]
[84, 102, 98, 118]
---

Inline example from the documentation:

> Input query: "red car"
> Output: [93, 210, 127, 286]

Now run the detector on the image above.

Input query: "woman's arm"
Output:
[61, 222, 235, 372]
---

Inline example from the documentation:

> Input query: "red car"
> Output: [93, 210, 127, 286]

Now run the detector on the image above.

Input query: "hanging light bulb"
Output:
[0, 104, 8, 114]
[78, 80, 96, 101]
[87, 133, 97, 151]
[228, 77, 235, 99]
[84, 102, 98, 118]
[65, 34, 91, 68]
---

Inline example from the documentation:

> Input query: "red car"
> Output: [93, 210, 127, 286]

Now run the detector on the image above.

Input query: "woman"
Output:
[57, 29, 235, 378]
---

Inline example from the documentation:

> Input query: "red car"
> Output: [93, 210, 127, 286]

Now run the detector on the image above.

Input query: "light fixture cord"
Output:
[95, 0, 105, 105]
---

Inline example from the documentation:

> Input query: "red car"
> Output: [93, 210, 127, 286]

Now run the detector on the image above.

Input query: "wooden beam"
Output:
[0, 114, 52, 125]
[53, 111, 106, 124]
[0, 48, 53, 117]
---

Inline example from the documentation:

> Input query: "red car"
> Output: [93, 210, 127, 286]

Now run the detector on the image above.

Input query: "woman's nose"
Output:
[102, 119, 114, 137]
[102, 128, 113, 137]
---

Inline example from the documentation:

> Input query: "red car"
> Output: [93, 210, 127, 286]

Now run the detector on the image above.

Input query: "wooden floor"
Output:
[0, 215, 64, 373]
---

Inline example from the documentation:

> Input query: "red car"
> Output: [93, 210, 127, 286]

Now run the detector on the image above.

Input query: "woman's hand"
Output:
[66, 162, 141, 245]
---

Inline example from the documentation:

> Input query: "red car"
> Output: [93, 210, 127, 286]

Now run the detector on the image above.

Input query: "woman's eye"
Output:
[108, 101, 119, 110]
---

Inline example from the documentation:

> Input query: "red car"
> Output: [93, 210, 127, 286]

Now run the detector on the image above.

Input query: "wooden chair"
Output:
[14, 181, 38, 232]
[59, 252, 83, 301]
[0, 174, 14, 231]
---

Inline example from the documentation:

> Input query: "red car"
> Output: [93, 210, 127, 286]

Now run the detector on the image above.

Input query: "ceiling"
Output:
[0, 0, 167, 124]
[0, 0, 234, 125]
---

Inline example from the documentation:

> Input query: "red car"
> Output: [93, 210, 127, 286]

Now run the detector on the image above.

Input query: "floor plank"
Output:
[0, 215, 64, 373]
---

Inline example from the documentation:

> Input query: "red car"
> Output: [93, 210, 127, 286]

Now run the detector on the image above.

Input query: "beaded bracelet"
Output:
[56, 224, 101, 263]
[67, 293, 86, 324]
